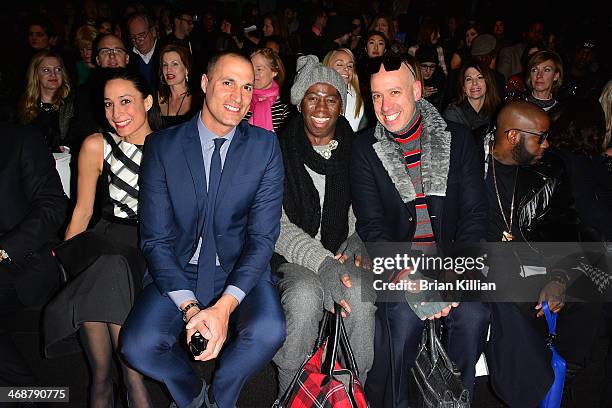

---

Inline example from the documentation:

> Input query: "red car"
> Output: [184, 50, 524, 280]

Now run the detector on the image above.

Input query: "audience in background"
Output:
[408, 19, 447, 75]
[246, 48, 292, 133]
[18, 50, 74, 152]
[548, 98, 612, 240]
[74, 25, 98, 86]
[497, 20, 545, 80]
[415, 45, 447, 111]
[450, 22, 480, 71]
[127, 13, 160, 87]
[444, 61, 501, 141]
[524, 50, 564, 113]
[599, 80, 612, 154]
[157, 44, 200, 128]
[323, 48, 367, 131]
[1, 3, 611, 406]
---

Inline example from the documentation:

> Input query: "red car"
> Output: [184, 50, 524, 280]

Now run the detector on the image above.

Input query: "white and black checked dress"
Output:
[101, 132, 142, 222]
[44, 132, 147, 358]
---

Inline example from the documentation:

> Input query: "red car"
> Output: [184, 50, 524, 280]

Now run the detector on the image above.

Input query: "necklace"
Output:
[491, 154, 518, 241]
[166, 91, 188, 116]
[313, 140, 338, 160]
[39, 101, 54, 113]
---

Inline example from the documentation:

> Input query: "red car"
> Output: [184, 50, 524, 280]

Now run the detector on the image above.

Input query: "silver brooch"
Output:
[318, 139, 339, 160]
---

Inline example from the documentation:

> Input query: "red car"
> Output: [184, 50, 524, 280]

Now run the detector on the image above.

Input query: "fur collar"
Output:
[372, 98, 451, 203]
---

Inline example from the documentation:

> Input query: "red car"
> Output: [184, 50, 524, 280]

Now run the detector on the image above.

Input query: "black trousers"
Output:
[0, 263, 37, 389]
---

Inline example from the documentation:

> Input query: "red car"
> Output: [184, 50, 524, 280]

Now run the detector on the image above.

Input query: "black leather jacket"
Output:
[515, 152, 583, 242]
[483, 135, 593, 242]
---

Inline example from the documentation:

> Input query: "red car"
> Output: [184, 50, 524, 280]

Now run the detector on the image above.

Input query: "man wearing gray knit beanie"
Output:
[272, 54, 376, 398]
[290, 54, 347, 113]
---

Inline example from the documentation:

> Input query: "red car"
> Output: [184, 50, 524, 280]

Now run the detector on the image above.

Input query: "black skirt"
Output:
[43, 219, 145, 358]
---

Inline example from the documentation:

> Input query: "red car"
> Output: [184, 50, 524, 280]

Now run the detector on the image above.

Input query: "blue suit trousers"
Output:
[121, 267, 286, 408]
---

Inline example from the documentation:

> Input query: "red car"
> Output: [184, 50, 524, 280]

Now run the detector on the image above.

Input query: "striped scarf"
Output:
[392, 112, 436, 244]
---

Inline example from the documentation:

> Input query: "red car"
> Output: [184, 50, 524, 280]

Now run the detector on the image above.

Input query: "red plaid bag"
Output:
[274, 303, 369, 408]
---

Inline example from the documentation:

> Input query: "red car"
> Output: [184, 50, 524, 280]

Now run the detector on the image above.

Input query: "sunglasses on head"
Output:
[367, 53, 417, 78]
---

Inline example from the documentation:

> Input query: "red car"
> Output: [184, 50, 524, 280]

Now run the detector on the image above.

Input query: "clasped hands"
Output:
[183, 295, 238, 361]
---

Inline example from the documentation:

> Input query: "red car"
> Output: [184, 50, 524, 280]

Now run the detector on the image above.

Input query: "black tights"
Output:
[81, 322, 152, 408]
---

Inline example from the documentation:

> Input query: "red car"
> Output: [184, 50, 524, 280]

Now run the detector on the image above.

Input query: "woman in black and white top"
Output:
[45, 70, 160, 408]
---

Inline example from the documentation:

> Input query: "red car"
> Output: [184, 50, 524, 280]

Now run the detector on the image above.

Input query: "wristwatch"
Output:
[182, 302, 201, 323]
[0, 249, 10, 263]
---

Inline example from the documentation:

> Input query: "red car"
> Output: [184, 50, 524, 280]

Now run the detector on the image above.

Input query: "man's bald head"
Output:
[494, 101, 550, 166]
[496, 100, 549, 134]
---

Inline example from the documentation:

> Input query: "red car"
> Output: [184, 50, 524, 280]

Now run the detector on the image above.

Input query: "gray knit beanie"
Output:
[290, 54, 347, 112]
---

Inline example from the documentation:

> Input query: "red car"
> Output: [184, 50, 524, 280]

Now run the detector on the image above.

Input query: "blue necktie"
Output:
[196, 138, 226, 303]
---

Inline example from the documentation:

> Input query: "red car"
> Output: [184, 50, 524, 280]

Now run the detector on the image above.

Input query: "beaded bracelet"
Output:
[182, 302, 201, 323]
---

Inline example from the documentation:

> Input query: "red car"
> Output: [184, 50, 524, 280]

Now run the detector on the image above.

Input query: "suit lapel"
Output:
[215, 122, 248, 211]
[182, 115, 207, 214]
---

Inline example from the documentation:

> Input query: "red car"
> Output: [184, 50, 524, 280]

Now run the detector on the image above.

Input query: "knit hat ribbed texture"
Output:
[290, 55, 347, 111]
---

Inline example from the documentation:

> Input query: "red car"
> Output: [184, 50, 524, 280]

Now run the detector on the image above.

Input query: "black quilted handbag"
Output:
[411, 321, 470, 408]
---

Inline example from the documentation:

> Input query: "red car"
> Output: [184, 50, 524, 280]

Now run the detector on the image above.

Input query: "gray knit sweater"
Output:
[275, 158, 357, 274]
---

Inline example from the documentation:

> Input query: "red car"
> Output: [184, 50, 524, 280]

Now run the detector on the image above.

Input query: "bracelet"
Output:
[182, 302, 200, 323]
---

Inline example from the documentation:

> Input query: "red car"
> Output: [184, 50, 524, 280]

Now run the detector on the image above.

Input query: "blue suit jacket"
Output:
[138, 114, 284, 301]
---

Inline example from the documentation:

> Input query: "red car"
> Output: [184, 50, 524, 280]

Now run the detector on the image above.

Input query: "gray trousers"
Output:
[273, 262, 376, 397]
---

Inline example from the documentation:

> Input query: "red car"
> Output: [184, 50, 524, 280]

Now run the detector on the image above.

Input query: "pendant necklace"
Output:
[167, 91, 188, 116]
[491, 154, 518, 241]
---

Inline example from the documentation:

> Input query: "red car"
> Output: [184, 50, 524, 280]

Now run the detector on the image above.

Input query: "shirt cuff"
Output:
[168, 290, 198, 310]
[223, 285, 246, 304]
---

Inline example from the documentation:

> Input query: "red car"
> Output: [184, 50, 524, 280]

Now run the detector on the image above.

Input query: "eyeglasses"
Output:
[130, 30, 150, 42]
[419, 63, 437, 71]
[98, 47, 127, 57]
[367, 53, 417, 78]
[504, 128, 549, 144]
[180, 17, 194, 26]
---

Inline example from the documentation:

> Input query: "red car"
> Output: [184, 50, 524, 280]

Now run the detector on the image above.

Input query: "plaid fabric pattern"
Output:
[282, 342, 368, 408]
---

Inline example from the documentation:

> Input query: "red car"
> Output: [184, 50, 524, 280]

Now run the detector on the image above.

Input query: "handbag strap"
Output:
[542, 300, 558, 350]
[314, 308, 332, 350]
[542, 301, 556, 335]
[322, 303, 343, 377]
[422, 320, 460, 375]
[339, 310, 360, 377]
[428, 320, 439, 369]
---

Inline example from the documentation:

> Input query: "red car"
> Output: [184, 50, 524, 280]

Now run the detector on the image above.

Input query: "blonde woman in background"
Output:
[599, 79, 612, 155]
[324, 48, 367, 131]
[19, 50, 74, 151]
[524, 50, 564, 112]
[74, 25, 98, 86]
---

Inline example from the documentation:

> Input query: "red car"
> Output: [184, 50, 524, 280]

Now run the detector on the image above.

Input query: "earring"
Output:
[186, 74, 189, 83]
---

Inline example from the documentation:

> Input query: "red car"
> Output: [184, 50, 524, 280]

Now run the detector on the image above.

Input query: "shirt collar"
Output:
[197, 112, 236, 145]
[132, 38, 157, 60]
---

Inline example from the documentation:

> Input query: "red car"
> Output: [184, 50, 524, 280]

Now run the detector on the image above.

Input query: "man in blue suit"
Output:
[121, 52, 286, 408]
